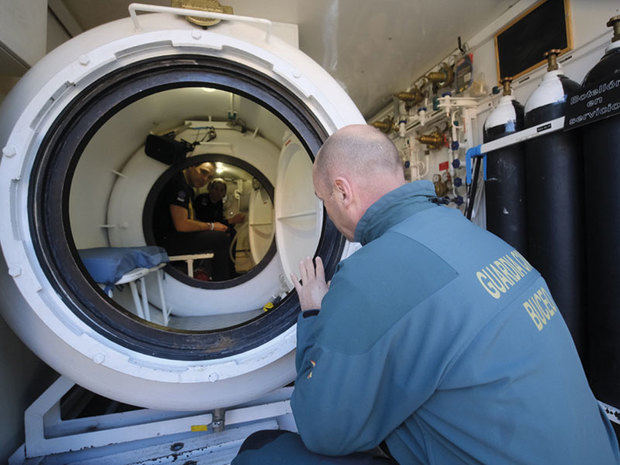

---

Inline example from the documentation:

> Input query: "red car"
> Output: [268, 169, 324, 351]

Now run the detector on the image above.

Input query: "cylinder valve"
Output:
[544, 49, 562, 71]
[501, 77, 514, 96]
[608, 15, 620, 42]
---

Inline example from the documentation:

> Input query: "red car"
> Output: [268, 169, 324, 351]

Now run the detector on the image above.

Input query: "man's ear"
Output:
[333, 177, 353, 207]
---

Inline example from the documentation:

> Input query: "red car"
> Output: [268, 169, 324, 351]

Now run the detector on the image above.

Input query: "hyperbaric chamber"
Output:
[0, 10, 363, 410]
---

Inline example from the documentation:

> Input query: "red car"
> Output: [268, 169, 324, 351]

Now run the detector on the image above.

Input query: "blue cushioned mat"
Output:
[78, 246, 169, 285]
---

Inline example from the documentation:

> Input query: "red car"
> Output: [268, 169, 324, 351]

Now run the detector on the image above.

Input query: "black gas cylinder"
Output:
[581, 16, 620, 407]
[524, 50, 586, 364]
[483, 77, 527, 254]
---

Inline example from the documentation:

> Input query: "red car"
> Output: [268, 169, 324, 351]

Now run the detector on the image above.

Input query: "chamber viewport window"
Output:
[65, 85, 321, 335]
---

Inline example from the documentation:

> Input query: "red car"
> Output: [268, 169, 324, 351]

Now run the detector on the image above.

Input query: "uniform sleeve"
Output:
[291, 257, 457, 456]
[167, 181, 191, 210]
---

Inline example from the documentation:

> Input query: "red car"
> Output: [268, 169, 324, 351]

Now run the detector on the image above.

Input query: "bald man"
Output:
[232, 125, 619, 464]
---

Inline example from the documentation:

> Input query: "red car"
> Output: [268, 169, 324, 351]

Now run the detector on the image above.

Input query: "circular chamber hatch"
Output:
[0, 14, 364, 410]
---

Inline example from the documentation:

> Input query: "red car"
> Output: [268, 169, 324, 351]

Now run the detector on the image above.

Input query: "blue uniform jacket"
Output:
[291, 181, 620, 464]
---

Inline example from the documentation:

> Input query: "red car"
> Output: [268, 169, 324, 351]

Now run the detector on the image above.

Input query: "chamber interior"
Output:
[68, 86, 321, 332]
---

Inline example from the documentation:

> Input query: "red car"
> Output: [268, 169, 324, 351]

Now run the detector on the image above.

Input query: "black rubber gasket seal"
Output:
[142, 153, 277, 289]
[29, 55, 345, 360]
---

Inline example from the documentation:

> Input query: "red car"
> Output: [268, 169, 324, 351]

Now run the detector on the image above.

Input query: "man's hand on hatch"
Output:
[291, 256, 329, 311]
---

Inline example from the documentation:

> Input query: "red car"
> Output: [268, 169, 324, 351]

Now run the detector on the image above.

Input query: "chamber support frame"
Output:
[10, 376, 293, 463]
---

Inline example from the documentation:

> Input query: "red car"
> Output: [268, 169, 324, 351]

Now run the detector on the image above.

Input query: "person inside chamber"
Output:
[195, 178, 246, 231]
[153, 161, 238, 281]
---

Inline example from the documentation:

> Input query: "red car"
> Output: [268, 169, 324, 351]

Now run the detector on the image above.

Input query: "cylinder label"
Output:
[565, 78, 620, 130]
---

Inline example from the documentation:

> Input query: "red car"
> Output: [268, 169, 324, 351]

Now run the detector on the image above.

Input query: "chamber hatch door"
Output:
[274, 132, 323, 288]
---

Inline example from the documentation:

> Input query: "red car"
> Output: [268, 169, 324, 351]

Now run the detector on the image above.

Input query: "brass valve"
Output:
[395, 87, 425, 109]
[426, 63, 454, 87]
[500, 77, 514, 96]
[417, 131, 444, 150]
[171, 0, 233, 27]
[371, 116, 395, 134]
[544, 49, 561, 71]
[608, 15, 620, 43]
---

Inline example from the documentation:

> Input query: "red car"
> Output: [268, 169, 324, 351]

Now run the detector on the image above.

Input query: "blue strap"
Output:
[465, 145, 487, 184]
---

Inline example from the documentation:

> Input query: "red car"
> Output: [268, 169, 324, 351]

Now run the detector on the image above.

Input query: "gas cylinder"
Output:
[483, 77, 527, 253]
[524, 49, 586, 364]
[581, 16, 620, 407]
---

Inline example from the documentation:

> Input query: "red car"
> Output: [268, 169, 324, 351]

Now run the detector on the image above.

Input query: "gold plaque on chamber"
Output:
[171, 0, 234, 27]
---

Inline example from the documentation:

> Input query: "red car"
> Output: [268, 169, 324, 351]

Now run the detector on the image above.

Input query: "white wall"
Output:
[0, 0, 47, 75]
[47, 9, 71, 52]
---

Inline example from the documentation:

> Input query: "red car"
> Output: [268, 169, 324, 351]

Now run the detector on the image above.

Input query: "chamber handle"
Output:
[128, 3, 273, 40]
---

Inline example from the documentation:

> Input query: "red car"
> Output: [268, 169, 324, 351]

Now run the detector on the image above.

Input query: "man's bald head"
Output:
[314, 124, 403, 192]
[312, 124, 405, 241]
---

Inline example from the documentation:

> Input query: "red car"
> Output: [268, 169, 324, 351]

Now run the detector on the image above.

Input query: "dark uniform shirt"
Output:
[194, 193, 229, 226]
[152, 174, 235, 280]
[153, 173, 195, 243]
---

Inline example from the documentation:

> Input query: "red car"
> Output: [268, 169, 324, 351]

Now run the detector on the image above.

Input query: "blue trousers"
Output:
[232, 430, 397, 465]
